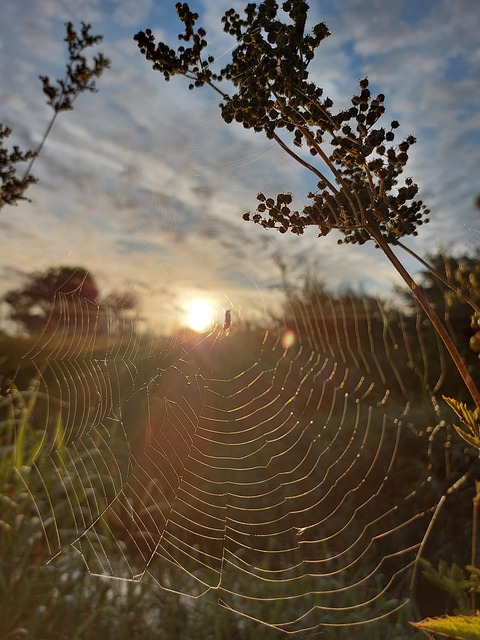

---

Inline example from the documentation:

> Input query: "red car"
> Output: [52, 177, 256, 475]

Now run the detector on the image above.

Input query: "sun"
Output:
[184, 299, 215, 332]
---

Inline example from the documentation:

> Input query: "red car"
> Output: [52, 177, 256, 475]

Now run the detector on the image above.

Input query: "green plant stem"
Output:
[368, 223, 480, 409]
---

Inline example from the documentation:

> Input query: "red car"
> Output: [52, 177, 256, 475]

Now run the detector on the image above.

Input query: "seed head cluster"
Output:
[39, 22, 110, 113]
[135, 0, 429, 245]
[1, 22, 110, 211]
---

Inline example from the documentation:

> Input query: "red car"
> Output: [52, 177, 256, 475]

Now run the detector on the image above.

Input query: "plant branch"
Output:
[271, 132, 337, 191]
[396, 240, 480, 315]
[367, 221, 480, 408]
[21, 112, 59, 183]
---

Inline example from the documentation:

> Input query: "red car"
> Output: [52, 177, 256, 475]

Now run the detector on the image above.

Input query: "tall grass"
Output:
[0, 364, 426, 638]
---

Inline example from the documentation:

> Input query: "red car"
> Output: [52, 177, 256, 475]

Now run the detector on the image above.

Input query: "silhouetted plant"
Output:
[0, 22, 110, 211]
[390, 247, 480, 407]
[4, 266, 100, 335]
[3, 265, 139, 338]
[0, 124, 37, 209]
[134, 0, 480, 409]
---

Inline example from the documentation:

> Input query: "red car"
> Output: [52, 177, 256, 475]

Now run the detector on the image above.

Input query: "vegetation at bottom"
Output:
[1, 333, 426, 640]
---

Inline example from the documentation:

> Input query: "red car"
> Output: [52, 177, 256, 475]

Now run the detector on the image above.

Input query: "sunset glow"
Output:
[185, 299, 215, 332]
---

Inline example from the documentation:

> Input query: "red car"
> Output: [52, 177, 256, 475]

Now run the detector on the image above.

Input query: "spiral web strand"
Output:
[5, 275, 460, 635]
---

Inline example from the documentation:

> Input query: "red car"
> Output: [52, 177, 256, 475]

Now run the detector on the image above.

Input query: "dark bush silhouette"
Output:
[4, 266, 100, 335]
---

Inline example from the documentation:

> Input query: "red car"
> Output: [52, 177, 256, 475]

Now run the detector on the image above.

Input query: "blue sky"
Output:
[1, 0, 479, 333]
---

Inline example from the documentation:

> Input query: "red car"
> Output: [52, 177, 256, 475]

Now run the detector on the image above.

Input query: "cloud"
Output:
[111, 0, 153, 27]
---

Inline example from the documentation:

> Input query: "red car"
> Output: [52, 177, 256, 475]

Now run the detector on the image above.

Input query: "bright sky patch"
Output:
[184, 298, 215, 332]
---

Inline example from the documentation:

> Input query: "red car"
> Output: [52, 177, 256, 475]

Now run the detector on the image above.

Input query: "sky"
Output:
[1, 0, 479, 334]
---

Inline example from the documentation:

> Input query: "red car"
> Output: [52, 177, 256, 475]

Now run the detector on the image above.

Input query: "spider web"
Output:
[4, 274, 463, 635]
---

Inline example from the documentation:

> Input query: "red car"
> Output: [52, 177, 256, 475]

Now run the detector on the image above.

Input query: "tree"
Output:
[4, 265, 141, 341]
[4, 266, 100, 335]
[134, 0, 480, 408]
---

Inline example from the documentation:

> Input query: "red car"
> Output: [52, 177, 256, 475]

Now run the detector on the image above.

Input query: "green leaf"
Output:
[411, 614, 480, 639]
[443, 396, 480, 449]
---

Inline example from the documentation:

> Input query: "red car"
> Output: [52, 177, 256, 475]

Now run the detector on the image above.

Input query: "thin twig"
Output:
[396, 240, 480, 315]
[21, 112, 59, 183]
[367, 222, 480, 408]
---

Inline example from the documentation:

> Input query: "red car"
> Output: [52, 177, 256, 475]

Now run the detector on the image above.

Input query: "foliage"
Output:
[443, 396, 480, 451]
[415, 399, 480, 635]
[0, 124, 37, 209]
[391, 247, 480, 404]
[0, 377, 423, 639]
[39, 21, 110, 113]
[421, 251, 480, 315]
[0, 22, 110, 212]
[3, 265, 137, 336]
[398, 248, 480, 357]
[411, 613, 480, 640]
[4, 266, 99, 334]
[419, 559, 480, 616]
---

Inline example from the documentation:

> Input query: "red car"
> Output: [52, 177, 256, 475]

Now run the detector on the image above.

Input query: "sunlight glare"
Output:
[185, 299, 215, 332]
